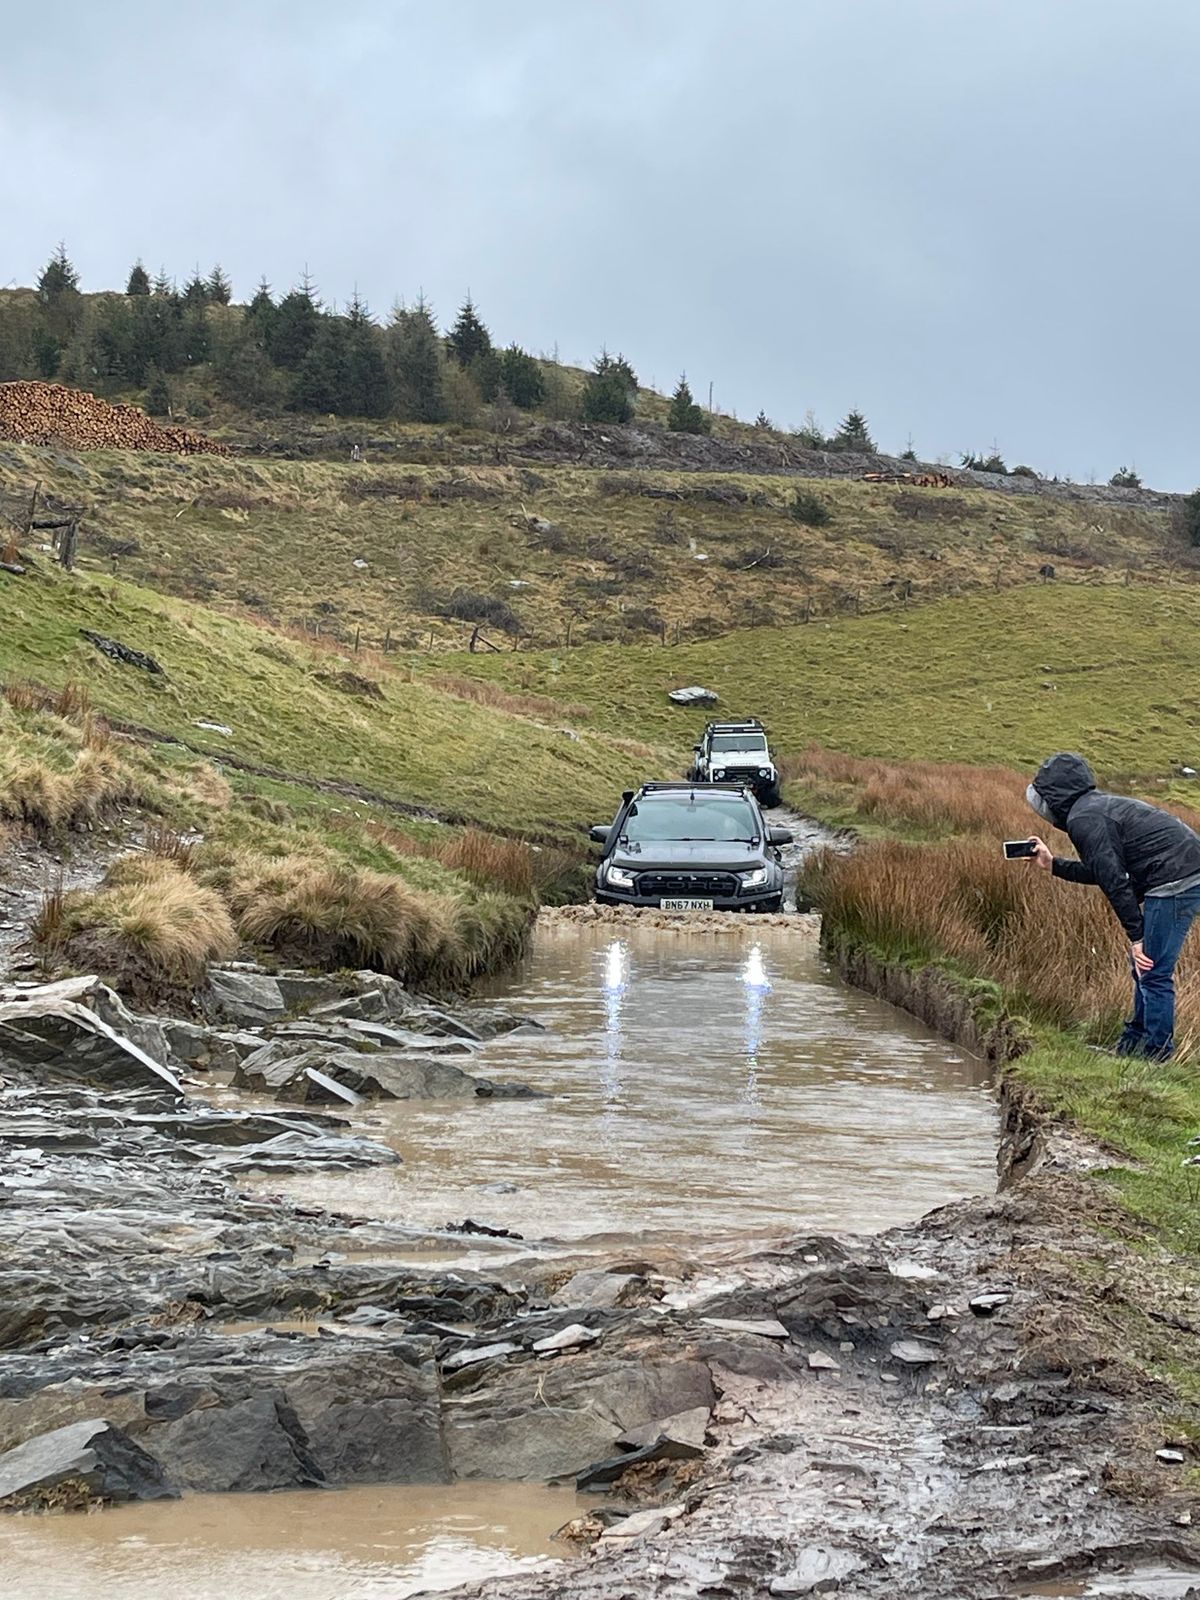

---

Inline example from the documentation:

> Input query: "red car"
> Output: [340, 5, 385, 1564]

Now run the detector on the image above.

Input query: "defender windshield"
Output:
[710, 733, 767, 754]
[622, 796, 759, 842]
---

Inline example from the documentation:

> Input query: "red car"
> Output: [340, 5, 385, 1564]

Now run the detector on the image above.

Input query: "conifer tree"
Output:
[207, 264, 233, 305]
[182, 270, 209, 309]
[581, 350, 638, 424]
[446, 294, 492, 368]
[37, 243, 81, 304]
[498, 345, 545, 410]
[126, 261, 151, 296]
[344, 292, 390, 417]
[145, 367, 171, 415]
[244, 278, 276, 347]
[754, 410, 773, 429]
[667, 373, 709, 434]
[292, 316, 351, 413]
[268, 277, 320, 370]
[386, 295, 446, 423]
[833, 409, 875, 452]
[152, 268, 174, 297]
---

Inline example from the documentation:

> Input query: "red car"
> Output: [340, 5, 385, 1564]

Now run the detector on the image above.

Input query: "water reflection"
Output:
[738, 942, 772, 1104]
[601, 939, 629, 1105]
[269, 925, 998, 1247]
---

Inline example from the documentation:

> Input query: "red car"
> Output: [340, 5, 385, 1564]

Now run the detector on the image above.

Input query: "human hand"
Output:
[1131, 940, 1154, 974]
[1029, 836, 1054, 871]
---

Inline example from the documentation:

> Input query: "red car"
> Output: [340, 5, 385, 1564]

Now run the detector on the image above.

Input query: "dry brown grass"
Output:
[811, 836, 1200, 1049]
[0, 744, 146, 831]
[197, 847, 524, 985]
[366, 820, 587, 903]
[426, 672, 591, 724]
[35, 857, 237, 997]
[782, 745, 1034, 837]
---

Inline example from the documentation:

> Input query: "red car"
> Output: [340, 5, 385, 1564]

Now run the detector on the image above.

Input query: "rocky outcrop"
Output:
[0, 1419, 176, 1510]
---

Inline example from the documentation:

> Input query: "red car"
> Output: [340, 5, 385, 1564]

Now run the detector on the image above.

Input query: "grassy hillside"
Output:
[438, 584, 1200, 786]
[0, 559, 670, 838]
[0, 439, 1179, 653]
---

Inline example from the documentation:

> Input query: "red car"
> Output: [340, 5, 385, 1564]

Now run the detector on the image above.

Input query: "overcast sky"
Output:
[3, 0, 1197, 487]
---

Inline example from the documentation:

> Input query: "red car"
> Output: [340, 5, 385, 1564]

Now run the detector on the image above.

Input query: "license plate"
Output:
[660, 898, 714, 912]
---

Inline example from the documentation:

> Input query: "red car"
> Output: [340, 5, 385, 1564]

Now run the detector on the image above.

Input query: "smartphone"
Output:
[1003, 839, 1038, 860]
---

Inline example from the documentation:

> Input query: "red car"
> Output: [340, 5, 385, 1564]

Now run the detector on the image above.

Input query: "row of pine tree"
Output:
[1, 246, 886, 447]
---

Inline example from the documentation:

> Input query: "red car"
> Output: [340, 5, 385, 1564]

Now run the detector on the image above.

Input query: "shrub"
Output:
[790, 488, 832, 527]
[35, 857, 236, 998]
[1174, 490, 1200, 547]
[427, 587, 522, 635]
[1109, 466, 1142, 489]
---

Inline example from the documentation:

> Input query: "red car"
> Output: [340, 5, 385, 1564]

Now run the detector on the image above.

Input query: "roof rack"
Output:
[637, 780, 750, 794]
[705, 718, 766, 732]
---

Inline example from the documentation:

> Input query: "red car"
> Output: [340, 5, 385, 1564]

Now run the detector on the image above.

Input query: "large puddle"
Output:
[1, 1482, 583, 1600]
[268, 921, 997, 1250]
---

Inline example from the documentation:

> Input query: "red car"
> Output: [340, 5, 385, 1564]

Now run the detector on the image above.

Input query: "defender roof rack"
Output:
[705, 718, 766, 732]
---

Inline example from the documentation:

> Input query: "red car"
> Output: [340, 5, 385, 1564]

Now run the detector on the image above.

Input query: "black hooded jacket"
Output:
[1031, 752, 1200, 941]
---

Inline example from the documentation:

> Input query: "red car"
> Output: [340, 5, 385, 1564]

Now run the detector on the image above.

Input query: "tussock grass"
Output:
[366, 820, 588, 903]
[0, 699, 148, 831]
[36, 857, 236, 997]
[195, 844, 533, 987]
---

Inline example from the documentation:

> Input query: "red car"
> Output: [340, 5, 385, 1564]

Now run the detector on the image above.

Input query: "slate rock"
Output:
[0, 1418, 177, 1510]
[150, 1391, 323, 1492]
[617, 1405, 710, 1452]
[889, 1339, 941, 1365]
[204, 968, 287, 1026]
[0, 996, 183, 1097]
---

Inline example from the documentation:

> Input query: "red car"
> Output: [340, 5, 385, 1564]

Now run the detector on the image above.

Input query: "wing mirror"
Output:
[768, 826, 794, 846]
[589, 825, 610, 844]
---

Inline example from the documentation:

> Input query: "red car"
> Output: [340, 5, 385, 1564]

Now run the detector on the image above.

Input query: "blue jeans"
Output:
[1116, 886, 1200, 1060]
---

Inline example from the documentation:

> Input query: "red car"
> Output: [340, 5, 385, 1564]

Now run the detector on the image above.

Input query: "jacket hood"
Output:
[1031, 752, 1097, 829]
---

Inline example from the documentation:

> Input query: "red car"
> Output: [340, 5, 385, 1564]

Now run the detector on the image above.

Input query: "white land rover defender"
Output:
[688, 719, 782, 808]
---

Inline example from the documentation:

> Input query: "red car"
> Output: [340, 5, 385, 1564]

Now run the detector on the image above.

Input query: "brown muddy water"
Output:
[4, 1482, 584, 1599]
[261, 921, 997, 1253]
[4, 919, 999, 1600]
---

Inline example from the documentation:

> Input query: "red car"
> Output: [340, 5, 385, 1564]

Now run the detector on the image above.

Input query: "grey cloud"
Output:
[2, 0, 1197, 485]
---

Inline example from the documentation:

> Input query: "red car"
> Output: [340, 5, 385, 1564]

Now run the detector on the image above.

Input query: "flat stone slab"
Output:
[0, 1419, 176, 1510]
[701, 1317, 790, 1340]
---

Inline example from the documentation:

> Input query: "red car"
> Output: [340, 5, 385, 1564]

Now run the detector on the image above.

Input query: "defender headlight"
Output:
[759, 768, 772, 779]
[740, 866, 771, 890]
[604, 864, 637, 890]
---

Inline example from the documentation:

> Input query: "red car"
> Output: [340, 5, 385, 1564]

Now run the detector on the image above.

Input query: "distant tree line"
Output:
[0, 246, 706, 433]
[0, 249, 1170, 486]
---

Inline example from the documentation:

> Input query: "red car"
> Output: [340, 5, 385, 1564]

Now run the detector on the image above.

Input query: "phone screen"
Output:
[1003, 839, 1037, 859]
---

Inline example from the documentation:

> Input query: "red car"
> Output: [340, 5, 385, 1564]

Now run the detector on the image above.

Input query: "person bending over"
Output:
[1027, 752, 1200, 1060]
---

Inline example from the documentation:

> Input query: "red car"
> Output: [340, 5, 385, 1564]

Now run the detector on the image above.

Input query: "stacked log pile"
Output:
[0, 382, 229, 456]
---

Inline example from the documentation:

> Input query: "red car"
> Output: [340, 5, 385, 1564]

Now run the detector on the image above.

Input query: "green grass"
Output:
[0, 560, 670, 837]
[441, 584, 1200, 784]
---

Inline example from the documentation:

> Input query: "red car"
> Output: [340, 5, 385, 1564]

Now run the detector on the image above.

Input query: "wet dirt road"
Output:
[264, 919, 997, 1254]
[2, 914, 1006, 1600]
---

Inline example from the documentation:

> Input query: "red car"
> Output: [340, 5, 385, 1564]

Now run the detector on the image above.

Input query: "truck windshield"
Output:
[711, 734, 767, 754]
[623, 797, 759, 842]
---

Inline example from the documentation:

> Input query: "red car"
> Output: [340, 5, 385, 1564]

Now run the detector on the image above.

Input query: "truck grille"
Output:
[638, 872, 740, 899]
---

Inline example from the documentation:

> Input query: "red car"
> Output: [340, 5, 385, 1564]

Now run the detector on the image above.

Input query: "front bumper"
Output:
[594, 879, 782, 912]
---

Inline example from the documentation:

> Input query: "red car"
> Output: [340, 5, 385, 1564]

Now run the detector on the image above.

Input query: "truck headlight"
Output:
[604, 864, 637, 890]
[713, 769, 727, 781]
[759, 768, 772, 779]
[740, 867, 771, 890]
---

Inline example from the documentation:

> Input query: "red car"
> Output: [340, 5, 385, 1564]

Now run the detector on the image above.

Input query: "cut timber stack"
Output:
[0, 382, 229, 456]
